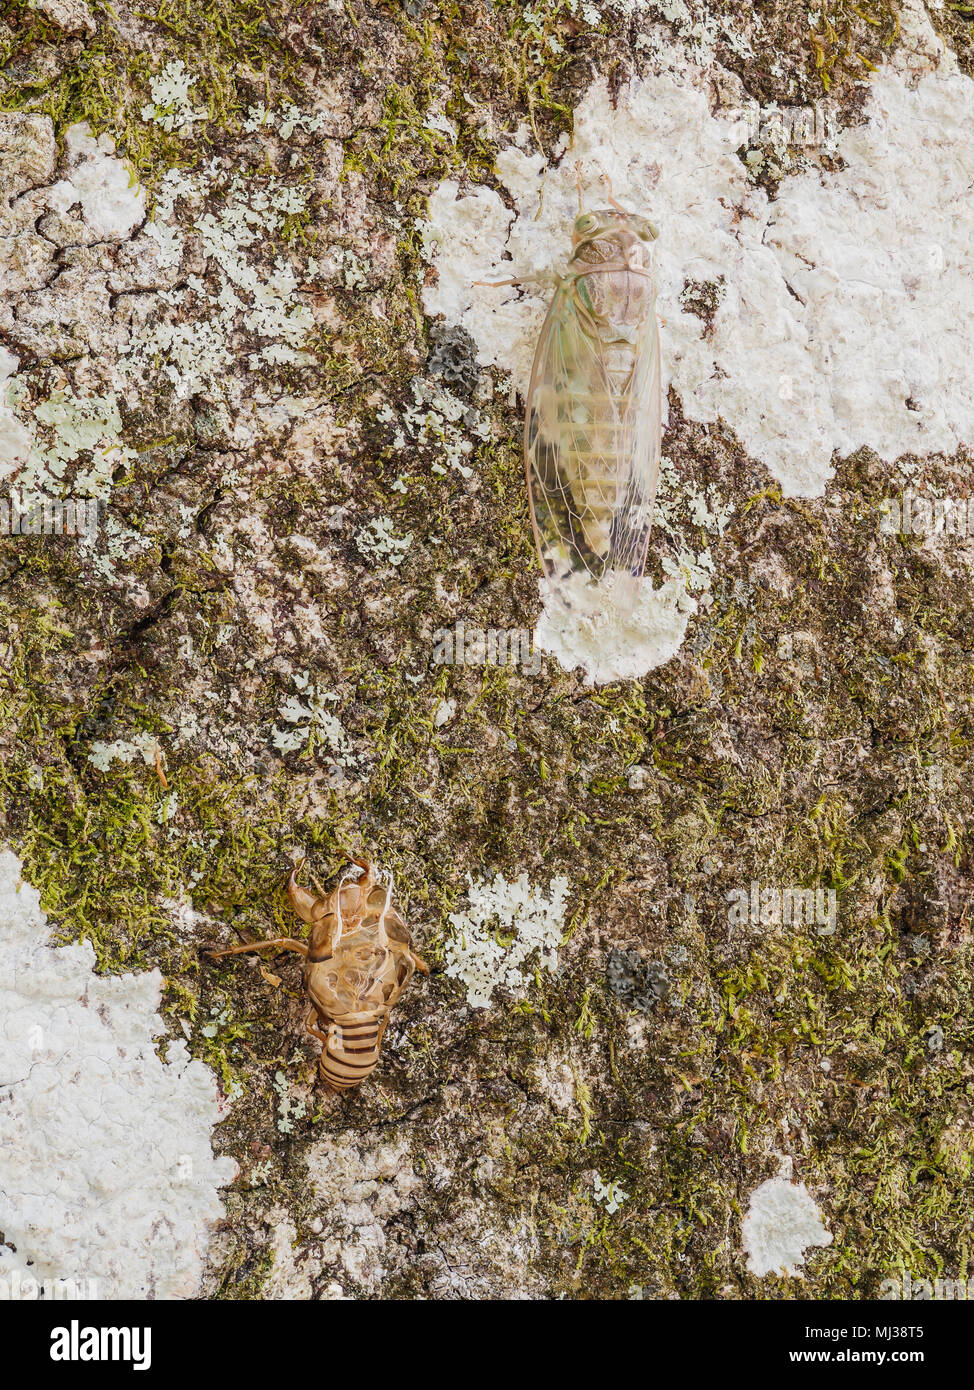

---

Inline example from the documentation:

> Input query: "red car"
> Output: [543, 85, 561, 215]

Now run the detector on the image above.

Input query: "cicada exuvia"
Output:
[524, 198, 661, 616]
[206, 859, 428, 1092]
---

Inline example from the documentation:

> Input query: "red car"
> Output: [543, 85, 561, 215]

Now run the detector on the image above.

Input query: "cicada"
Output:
[524, 200, 662, 615]
[206, 859, 428, 1092]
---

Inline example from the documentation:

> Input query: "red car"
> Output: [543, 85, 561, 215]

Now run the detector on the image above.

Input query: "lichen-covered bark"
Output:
[1, 0, 972, 1300]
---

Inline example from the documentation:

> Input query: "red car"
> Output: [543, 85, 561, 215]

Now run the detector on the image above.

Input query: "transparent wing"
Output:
[523, 276, 661, 613]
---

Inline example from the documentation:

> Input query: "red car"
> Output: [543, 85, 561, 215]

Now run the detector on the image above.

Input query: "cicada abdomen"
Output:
[317, 1014, 388, 1092]
[525, 206, 661, 616]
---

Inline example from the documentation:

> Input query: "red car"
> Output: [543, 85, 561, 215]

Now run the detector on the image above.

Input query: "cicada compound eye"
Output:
[635, 216, 660, 243]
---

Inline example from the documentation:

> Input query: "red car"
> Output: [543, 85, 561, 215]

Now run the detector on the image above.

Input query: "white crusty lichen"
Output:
[303, 1136, 423, 1292]
[270, 672, 360, 779]
[0, 122, 140, 507]
[592, 1172, 629, 1214]
[0, 357, 134, 501]
[444, 872, 570, 1008]
[272, 1068, 309, 1135]
[377, 376, 491, 480]
[355, 515, 413, 567]
[140, 60, 207, 136]
[87, 730, 163, 772]
[46, 123, 145, 242]
[742, 1177, 833, 1278]
[243, 103, 331, 139]
[0, 349, 33, 482]
[0, 107, 325, 543]
[0, 850, 236, 1298]
[129, 164, 315, 401]
[532, 453, 732, 684]
[533, 572, 695, 685]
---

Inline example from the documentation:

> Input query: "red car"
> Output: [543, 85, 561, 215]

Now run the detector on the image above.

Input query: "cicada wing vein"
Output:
[611, 307, 661, 582]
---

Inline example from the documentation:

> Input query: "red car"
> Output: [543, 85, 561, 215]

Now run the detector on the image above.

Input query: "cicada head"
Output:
[572, 209, 658, 269]
[570, 208, 659, 331]
[572, 208, 658, 248]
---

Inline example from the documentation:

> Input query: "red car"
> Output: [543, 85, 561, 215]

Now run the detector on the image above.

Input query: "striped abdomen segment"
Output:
[320, 1014, 386, 1091]
[564, 343, 638, 558]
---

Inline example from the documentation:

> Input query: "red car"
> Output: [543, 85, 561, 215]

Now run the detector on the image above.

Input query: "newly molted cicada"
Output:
[525, 197, 662, 615]
[207, 860, 427, 1092]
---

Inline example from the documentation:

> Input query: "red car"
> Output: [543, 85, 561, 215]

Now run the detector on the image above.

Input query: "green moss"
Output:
[0, 0, 313, 187]
[213, 1235, 275, 1299]
[805, 2, 900, 92]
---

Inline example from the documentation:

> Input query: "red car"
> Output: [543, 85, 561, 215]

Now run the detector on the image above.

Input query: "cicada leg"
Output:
[206, 937, 309, 961]
[305, 1007, 330, 1047]
[385, 936, 430, 985]
[387, 934, 429, 975]
[347, 858, 377, 896]
[286, 861, 329, 926]
[472, 269, 557, 292]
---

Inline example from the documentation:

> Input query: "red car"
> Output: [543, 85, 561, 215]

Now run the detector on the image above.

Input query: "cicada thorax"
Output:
[572, 229, 655, 330]
[525, 207, 661, 614]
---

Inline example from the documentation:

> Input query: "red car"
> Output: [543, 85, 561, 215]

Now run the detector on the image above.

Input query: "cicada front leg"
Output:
[206, 863, 324, 962]
[400, 943, 430, 975]
[286, 860, 330, 926]
[473, 268, 559, 292]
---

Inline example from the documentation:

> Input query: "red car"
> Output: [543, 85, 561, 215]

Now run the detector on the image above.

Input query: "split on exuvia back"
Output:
[524, 192, 662, 620]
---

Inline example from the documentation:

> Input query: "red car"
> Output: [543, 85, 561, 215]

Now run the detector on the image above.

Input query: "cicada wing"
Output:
[609, 309, 662, 603]
[524, 282, 615, 598]
[524, 279, 662, 616]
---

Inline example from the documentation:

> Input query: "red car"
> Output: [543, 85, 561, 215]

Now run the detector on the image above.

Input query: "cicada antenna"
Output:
[574, 159, 584, 214]
[601, 170, 629, 221]
[308, 867, 329, 899]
